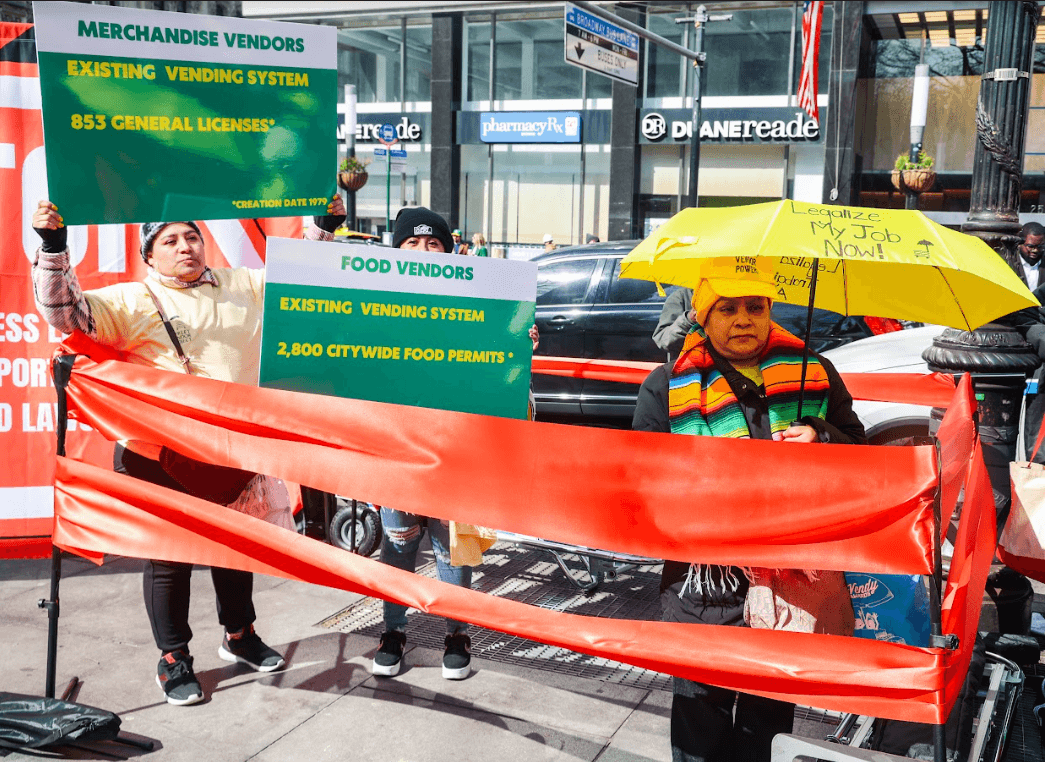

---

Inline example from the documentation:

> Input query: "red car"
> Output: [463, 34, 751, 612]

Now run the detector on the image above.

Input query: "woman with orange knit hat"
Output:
[632, 256, 865, 762]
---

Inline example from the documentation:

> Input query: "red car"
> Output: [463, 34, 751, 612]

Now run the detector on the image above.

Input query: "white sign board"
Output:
[563, 2, 639, 87]
[374, 147, 407, 172]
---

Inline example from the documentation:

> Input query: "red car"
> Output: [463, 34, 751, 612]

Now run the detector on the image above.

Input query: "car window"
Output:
[604, 258, 678, 304]
[536, 258, 599, 306]
[771, 303, 872, 352]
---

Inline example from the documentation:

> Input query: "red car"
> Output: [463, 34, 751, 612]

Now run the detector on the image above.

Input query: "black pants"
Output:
[114, 445, 256, 654]
[671, 677, 795, 762]
[661, 568, 794, 762]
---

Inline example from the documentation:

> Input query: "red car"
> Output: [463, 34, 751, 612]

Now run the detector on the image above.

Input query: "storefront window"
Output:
[490, 15, 582, 101]
[338, 27, 402, 104]
[873, 39, 985, 78]
[586, 70, 613, 99]
[465, 20, 491, 101]
[645, 10, 685, 99]
[496, 41, 524, 99]
[459, 143, 607, 249]
[535, 39, 583, 98]
[705, 7, 794, 97]
[405, 24, 432, 102]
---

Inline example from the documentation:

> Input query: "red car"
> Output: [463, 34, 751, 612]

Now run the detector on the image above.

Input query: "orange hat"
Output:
[691, 256, 777, 326]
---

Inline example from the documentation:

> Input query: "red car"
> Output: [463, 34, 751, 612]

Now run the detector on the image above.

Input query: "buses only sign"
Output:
[564, 2, 639, 87]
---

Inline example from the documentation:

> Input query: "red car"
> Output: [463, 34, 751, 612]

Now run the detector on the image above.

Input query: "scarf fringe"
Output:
[677, 564, 820, 599]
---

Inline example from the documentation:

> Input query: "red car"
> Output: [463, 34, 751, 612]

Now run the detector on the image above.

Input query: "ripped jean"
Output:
[379, 507, 471, 635]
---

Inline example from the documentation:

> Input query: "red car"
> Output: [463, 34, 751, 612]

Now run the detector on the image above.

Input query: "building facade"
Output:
[244, 0, 832, 253]
[243, 0, 1041, 251]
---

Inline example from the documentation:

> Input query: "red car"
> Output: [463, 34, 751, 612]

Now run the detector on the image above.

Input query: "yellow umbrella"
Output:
[620, 200, 1038, 330]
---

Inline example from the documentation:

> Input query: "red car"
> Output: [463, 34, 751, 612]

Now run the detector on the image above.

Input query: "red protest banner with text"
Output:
[0, 24, 301, 558]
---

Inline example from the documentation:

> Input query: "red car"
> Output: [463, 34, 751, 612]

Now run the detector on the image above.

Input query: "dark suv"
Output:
[532, 242, 883, 424]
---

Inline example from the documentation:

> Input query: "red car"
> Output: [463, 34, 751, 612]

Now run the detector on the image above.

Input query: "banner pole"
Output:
[42, 355, 76, 698]
[931, 437, 946, 762]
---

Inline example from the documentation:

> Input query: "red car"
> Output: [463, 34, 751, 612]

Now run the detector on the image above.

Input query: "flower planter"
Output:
[890, 168, 936, 194]
[338, 170, 368, 192]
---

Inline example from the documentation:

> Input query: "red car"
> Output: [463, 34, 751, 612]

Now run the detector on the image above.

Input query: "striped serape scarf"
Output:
[668, 322, 830, 439]
[667, 323, 831, 599]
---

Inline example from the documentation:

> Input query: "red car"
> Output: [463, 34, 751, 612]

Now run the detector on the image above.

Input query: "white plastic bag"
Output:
[227, 475, 295, 531]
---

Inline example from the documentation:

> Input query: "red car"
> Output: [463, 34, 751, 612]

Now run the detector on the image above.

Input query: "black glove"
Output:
[34, 221, 68, 253]
[314, 208, 346, 234]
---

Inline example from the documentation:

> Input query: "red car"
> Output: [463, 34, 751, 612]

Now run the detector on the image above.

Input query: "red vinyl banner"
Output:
[48, 354, 991, 723]
[0, 24, 302, 558]
[530, 357, 957, 408]
[58, 350, 940, 574]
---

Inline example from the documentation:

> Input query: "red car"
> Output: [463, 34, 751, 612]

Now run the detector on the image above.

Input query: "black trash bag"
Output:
[0, 692, 120, 749]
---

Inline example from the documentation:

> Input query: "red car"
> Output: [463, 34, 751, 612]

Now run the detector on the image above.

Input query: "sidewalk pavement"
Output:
[1, 553, 672, 761]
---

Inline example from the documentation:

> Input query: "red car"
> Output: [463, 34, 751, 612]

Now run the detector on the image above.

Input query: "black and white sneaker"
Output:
[372, 630, 406, 677]
[442, 633, 471, 680]
[218, 625, 285, 672]
[156, 650, 204, 706]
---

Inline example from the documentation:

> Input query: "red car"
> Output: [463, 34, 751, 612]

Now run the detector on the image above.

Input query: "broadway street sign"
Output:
[564, 2, 639, 87]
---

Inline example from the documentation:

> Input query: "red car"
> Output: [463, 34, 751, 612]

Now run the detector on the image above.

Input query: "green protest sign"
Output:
[33, 1, 336, 225]
[260, 240, 537, 420]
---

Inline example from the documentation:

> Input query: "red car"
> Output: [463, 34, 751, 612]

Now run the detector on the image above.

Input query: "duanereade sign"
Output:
[33, 1, 337, 225]
[260, 239, 537, 420]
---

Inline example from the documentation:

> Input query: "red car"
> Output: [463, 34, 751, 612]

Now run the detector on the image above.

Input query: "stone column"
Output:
[924, 1, 1042, 529]
[430, 13, 463, 231]
[607, 3, 645, 241]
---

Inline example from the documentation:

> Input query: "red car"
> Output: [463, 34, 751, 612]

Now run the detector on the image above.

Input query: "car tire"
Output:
[867, 422, 932, 447]
[329, 501, 382, 556]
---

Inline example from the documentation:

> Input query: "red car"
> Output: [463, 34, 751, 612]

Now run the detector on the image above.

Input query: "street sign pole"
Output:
[377, 123, 398, 238]
[570, 0, 730, 210]
[686, 9, 706, 209]
[676, 6, 731, 209]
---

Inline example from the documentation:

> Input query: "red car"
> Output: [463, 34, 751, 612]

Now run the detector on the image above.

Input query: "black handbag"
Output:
[158, 447, 257, 506]
[144, 283, 257, 506]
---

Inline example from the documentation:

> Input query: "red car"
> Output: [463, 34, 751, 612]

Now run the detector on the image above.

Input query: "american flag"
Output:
[797, 1, 824, 123]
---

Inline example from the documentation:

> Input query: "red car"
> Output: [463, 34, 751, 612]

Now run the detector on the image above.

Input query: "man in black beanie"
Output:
[372, 205, 475, 681]
[391, 206, 454, 254]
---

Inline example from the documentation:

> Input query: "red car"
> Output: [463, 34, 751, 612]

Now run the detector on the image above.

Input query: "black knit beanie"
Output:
[392, 207, 453, 253]
[140, 221, 203, 262]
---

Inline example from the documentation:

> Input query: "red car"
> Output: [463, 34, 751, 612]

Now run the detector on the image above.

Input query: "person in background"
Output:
[586, 234, 600, 244]
[451, 228, 469, 256]
[30, 194, 347, 706]
[632, 257, 865, 762]
[372, 206, 476, 681]
[542, 233, 556, 253]
[1005, 222, 1045, 460]
[653, 286, 696, 359]
[472, 232, 488, 257]
[1005, 221, 1045, 291]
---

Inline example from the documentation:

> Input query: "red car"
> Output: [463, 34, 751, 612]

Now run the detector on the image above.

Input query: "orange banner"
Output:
[59, 350, 939, 574]
[46, 346, 994, 723]
[53, 455, 951, 722]
[530, 357, 957, 408]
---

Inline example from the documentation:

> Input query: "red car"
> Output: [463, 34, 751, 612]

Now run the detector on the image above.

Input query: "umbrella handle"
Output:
[795, 262, 819, 421]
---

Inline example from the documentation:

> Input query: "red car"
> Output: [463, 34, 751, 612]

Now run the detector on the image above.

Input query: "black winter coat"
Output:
[632, 346, 867, 624]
